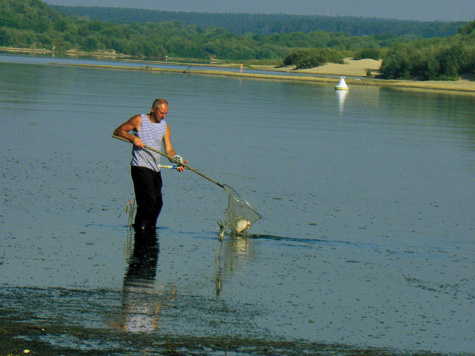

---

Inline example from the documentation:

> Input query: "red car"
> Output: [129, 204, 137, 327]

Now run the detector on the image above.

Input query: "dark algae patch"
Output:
[0, 302, 460, 356]
[0, 320, 452, 356]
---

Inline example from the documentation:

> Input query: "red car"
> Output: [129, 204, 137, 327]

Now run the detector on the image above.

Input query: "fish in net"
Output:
[222, 184, 262, 236]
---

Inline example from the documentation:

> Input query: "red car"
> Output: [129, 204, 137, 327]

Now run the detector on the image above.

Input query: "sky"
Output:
[42, 0, 475, 22]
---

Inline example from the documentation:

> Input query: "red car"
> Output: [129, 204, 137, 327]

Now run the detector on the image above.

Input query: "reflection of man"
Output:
[113, 231, 177, 333]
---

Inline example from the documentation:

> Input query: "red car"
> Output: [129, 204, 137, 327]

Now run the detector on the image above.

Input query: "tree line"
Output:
[0, 0, 473, 80]
[283, 20, 475, 80]
[51, 5, 464, 38]
[379, 21, 475, 80]
[0, 0, 406, 60]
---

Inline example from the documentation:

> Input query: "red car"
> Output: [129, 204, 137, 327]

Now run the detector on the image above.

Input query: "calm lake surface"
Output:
[1, 53, 474, 355]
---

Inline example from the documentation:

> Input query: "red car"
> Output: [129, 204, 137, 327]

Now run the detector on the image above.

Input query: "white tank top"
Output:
[130, 114, 167, 172]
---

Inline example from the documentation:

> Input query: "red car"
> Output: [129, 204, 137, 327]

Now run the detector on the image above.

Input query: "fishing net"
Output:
[113, 136, 263, 236]
[223, 184, 262, 235]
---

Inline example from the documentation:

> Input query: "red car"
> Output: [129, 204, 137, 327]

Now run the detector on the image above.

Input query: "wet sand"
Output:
[0, 319, 443, 356]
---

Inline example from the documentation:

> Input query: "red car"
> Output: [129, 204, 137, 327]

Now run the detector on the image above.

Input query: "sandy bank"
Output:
[57, 60, 475, 94]
[58, 57, 474, 93]
[250, 59, 474, 93]
[252, 58, 383, 77]
[2, 46, 473, 93]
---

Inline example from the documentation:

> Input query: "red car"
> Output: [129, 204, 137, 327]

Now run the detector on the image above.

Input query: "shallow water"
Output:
[0, 54, 474, 355]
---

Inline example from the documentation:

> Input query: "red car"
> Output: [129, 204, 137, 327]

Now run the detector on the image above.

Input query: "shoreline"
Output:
[2, 47, 473, 93]
[255, 59, 475, 93]
[55, 62, 475, 94]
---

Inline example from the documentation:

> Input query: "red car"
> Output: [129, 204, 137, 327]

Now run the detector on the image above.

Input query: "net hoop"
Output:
[223, 184, 262, 235]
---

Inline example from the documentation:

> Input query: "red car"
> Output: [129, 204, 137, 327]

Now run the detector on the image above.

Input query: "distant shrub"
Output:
[353, 48, 381, 60]
[282, 48, 345, 69]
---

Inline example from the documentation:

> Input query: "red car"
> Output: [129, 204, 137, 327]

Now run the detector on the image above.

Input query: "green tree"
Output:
[282, 48, 344, 69]
[353, 48, 381, 60]
[0, 28, 15, 46]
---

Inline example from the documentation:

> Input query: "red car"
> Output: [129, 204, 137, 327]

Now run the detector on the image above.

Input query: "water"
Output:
[0, 54, 474, 355]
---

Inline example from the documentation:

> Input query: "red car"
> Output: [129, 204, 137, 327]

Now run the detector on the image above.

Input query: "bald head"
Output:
[152, 98, 168, 109]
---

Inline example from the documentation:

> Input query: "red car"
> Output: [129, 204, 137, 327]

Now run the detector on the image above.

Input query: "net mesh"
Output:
[223, 184, 262, 235]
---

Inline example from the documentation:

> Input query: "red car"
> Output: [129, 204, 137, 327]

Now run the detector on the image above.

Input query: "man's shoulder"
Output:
[130, 114, 145, 123]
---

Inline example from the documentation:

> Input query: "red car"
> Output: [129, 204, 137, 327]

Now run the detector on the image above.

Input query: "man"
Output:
[113, 98, 187, 232]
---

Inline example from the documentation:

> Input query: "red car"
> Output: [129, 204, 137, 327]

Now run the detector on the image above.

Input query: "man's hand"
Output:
[132, 137, 144, 149]
[176, 159, 188, 172]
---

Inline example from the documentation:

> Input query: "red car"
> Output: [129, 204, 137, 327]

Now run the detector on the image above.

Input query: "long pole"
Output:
[112, 134, 225, 189]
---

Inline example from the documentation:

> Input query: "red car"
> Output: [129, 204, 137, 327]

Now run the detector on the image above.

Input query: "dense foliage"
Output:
[0, 0, 405, 60]
[282, 48, 345, 69]
[51, 5, 464, 38]
[380, 21, 475, 80]
[1, 0, 473, 80]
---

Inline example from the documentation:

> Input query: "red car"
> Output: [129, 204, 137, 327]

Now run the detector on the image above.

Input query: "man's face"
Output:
[152, 105, 168, 122]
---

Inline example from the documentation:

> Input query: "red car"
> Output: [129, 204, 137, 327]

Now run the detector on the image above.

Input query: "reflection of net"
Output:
[223, 185, 262, 235]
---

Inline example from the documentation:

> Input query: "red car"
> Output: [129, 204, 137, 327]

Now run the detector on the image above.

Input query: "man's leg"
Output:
[150, 170, 163, 226]
[131, 167, 162, 230]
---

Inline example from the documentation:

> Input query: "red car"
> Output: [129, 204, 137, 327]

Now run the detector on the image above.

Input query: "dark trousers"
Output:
[131, 166, 163, 230]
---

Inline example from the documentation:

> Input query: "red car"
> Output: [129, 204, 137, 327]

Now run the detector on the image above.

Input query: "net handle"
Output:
[112, 134, 225, 188]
